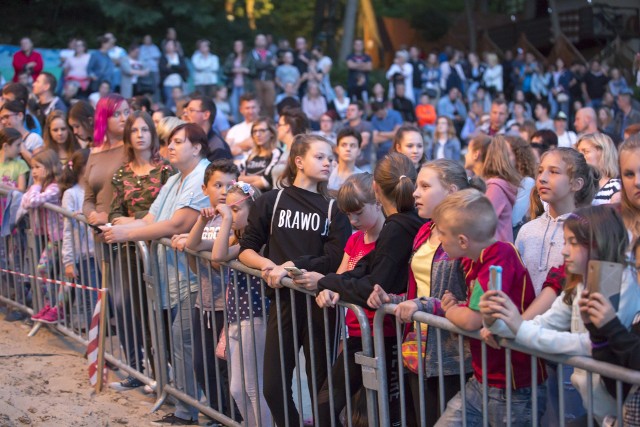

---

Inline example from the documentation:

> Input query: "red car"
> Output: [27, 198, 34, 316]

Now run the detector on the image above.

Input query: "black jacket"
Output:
[318, 209, 425, 308]
[587, 314, 640, 398]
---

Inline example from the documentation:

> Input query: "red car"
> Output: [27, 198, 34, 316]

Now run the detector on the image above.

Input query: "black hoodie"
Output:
[239, 186, 351, 275]
[318, 209, 425, 308]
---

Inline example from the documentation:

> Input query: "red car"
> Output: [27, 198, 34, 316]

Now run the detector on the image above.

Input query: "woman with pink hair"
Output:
[82, 94, 129, 226]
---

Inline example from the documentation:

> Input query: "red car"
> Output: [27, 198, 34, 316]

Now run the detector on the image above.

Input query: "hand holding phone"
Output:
[586, 260, 624, 311]
[284, 266, 305, 276]
[489, 266, 502, 292]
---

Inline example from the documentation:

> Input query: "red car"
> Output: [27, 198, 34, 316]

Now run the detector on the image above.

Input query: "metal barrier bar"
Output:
[372, 303, 640, 427]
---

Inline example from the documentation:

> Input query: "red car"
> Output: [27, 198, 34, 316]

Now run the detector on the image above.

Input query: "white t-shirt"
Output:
[23, 132, 44, 153]
[226, 121, 253, 164]
[557, 131, 577, 148]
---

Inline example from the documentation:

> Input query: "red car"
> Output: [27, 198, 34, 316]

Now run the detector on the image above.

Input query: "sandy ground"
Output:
[0, 312, 161, 427]
[0, 311, 313, 427]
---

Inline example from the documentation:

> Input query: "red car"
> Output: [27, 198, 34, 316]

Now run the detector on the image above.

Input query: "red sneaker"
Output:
[38, 306, 62, 324]
[31, 305, 51, 321]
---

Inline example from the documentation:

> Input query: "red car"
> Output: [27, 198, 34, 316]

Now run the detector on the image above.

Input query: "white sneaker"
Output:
[143, 381, 156, 394]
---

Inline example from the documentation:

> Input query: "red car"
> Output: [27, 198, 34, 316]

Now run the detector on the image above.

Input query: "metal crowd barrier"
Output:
[7, 191, 640, 427]
[371, 303, 640, 427]
[145, 238, 378, 427]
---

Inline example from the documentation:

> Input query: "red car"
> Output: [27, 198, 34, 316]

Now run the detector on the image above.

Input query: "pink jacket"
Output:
[485, 177, 517, 243]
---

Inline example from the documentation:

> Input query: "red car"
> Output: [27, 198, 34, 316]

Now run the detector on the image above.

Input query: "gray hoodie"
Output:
[515, 210, 570, 294]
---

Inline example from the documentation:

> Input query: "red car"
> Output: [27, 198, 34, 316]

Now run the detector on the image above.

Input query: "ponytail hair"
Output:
[59, 148, 90, 195]
[423, 159, 486, 193]
[374, 152, 416, 213]
[482, 135, 522, 187]
[279, 133, 332, 198]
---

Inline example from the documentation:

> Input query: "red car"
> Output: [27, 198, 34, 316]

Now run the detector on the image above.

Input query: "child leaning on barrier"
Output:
[0, 128, 29, 192]
[238, 134, 351, 427]
[21, 149, 64, 324]
[311, 172, 385, 425]
[368, 159, 481, 426]
[60, 148, 97, 329]
[210, 181, 270, 427]
[508, 147, 598, 425]
[481, 205, 640, 424]
[183, 159, 238, 417]
[428, 189, 546, 427]
[581, 238, 640, 427]
[316, 153, 426, 426]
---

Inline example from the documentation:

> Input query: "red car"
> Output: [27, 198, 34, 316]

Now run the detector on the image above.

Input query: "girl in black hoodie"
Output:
[239, 134, 351, 426]
[315, 152, 425, 426]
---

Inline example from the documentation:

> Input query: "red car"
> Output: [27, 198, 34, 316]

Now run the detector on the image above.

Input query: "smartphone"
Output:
[284, 266, 305, 276]
[87, 223, 104, 234]
[489, 266, 502, 292]
[586, 260, 624, 311]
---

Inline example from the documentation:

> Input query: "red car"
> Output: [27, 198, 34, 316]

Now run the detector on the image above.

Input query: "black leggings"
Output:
[406, 372, 462, 427]
[262, 290, 337, 427]
[192, 308, 234, 417]
[317, 335, 402, 427]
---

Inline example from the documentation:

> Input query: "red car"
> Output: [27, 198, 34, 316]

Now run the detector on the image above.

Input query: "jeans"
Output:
[435, 377, 547, 426]
[317, 336, 401, 427]
[69, 256, 101, 329]
[228, 318, 271, 427]
[112, 244, 148, 372]
[230, 86, 244, 124]
[542, 363, 587, 427]
[171, 293, 199, 421]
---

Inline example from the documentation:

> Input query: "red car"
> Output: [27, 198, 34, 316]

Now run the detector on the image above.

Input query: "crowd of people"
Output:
[3, 28, 640, 427]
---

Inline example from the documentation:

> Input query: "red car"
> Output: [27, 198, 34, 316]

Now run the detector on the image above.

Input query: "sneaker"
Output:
[143, 381, 156, 394]
[38, 306, 61, 324]
[150, 413, 197, 426]
[6, 310, 28, 322]
[105, 360, 120, 371]
[109, 375, 144, 391]
[30, 305, 50, 321]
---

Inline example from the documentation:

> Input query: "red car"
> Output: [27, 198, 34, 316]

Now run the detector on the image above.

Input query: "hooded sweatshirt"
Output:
[485, 177, 517, 243]
[515, 210, 570, 294]
[318, 209, 425, 336]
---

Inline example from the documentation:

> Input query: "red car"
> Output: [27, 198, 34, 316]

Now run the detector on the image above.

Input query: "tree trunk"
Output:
[548, 0, 561, 42]
[465, 0, 477, 53]
[339, 0, 358, 62]
[312, 0, 327, 43]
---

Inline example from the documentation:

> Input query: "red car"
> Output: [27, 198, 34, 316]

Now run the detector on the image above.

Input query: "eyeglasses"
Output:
[113, 109, 131, 119]
[0, 113, 17, 122]
[184, 108, 204, 115]
[251, 128, 270, 135]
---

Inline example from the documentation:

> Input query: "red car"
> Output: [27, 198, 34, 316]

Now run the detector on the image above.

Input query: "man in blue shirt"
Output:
[371, 101, 403, 162]
[437, 87, 467, 134]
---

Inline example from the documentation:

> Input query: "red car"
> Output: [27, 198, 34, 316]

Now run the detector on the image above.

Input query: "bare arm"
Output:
[211, 214, 239, 262]
[446, 305, 483, 331]
[103, 208, 200, 243]
[185, 214, 214, 252]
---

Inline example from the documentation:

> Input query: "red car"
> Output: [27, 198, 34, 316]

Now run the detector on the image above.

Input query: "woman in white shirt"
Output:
[386, 50, 414, 103]
[191, 39, 220, 98]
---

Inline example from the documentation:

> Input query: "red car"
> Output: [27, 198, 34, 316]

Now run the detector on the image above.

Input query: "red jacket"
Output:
[12, 50, 43, 82]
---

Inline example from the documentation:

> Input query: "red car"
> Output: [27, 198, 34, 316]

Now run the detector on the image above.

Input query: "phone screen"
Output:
[586, 260, 624, 311]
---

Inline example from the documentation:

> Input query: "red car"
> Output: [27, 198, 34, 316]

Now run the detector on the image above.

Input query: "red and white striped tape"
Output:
[0, 268, 106, 293]
[87, 292, 107, 386]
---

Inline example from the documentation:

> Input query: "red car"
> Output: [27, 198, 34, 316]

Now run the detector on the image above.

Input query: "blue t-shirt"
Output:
[371, 109, 403, 145]
[150, 158, 211, 308]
